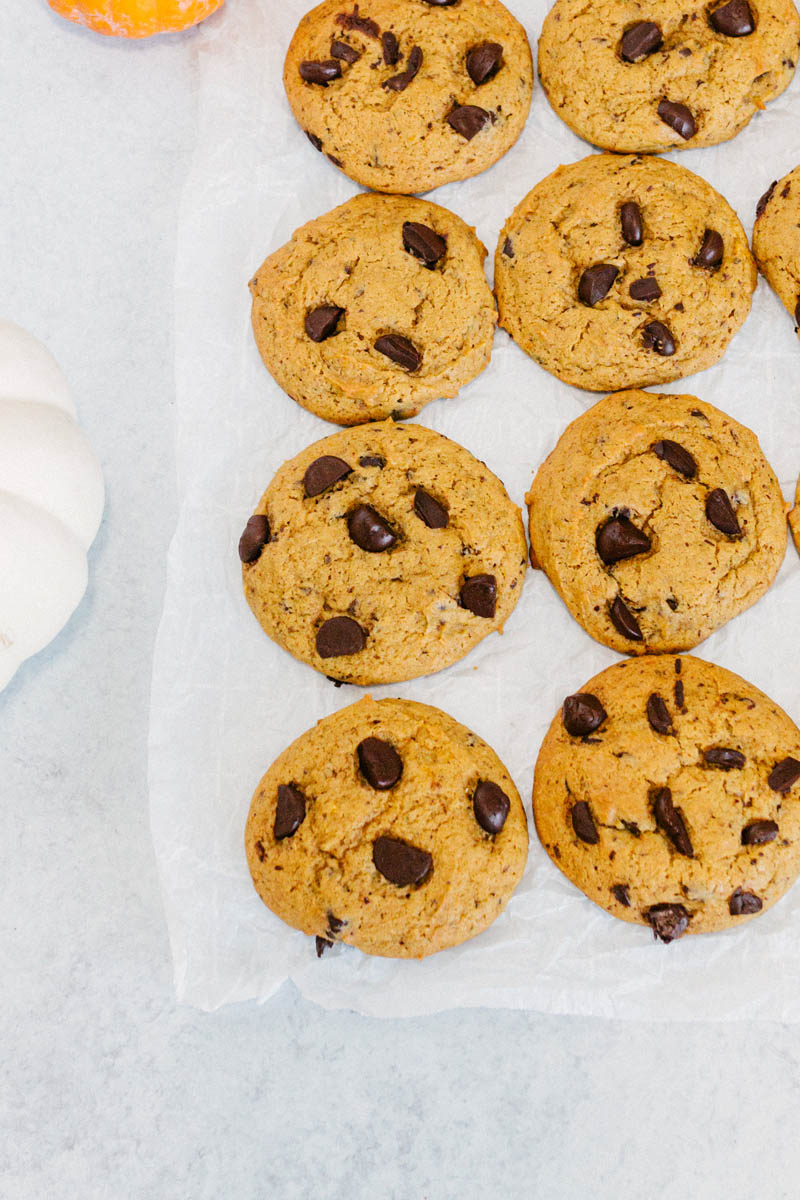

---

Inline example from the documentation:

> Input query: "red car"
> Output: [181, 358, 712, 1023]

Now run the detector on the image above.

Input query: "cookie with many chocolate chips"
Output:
[526, 390, 787, 654]
[245, 697, 528, 958]
[495, 154, 756, 392]
[538, 0, 800, 153]
[753, 165, 800, 342]
[240, 420, 527, 684]
[250, 193, 496, 425]
[533, 655, 800, 940]
[284, 0, 533, 194]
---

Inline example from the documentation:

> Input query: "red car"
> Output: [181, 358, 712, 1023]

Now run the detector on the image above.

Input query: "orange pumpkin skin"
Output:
[48, 0, 225, 37]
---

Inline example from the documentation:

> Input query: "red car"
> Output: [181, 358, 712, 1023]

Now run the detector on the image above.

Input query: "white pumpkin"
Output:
[0, 321, 104, 691]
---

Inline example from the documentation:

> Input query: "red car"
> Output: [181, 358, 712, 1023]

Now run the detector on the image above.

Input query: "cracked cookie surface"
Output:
[534, 654, 800, 940]
[245, 696, 528, 958]
[494, 154, 756, 392]
[526, 389, 786, 655]
[284, 0, 533, 194]
[753, 165, 800, 341]
[240, 419, 527, 684]
[250, 192, 497, 425]
[539, 0, 800, 153]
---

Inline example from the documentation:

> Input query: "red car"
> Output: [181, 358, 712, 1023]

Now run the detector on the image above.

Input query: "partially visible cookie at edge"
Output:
[753, 167, 800, 340]
[245, 696, 529, 958]
[790, 474, 800, 554]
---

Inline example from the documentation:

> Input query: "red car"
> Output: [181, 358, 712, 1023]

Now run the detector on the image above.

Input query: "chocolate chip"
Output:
[622, 820, 641, 837]
[359, 454, 384, 468]
[274, 783, 307, 840]
[729, 888, 762, 916]
[571, 800, 599, 844]
[347, 504, 397, 552]
[646, 903, 690, 942]
[473, 780, 510, 834]
[710, 0, 755, 37]
[384, 44, 422, 90]
[578, 263, 619, 306]
[336, 5, 380, 37]
[238, 515, 270, 564]
[642, 320, 676, 356]
[306, 131, 323, 151]
[647, 693, 672, 735]
[460, 574, 496, 618]
[422, 0, 458, 4]
[768, 757, 800, 793]
[652, 787, 693, 857]
[596, 515, 651, 564]
[381, 30, 399, 64]
[742, 819, 779, 845]
[609, 595, 643, 641]
[562, 693, 607, 737]
[795, 295, 800, 327]
[629, 276, 662, 302]
[315, 935, 332, 957]
[756, 181, 777, 219]
[327, 913, 346, 934]
[693, 228, 724, 269]
[657, 99, 696, 139]
[447, 104, 491, 140]
[357, 737, 403, 789]
[620, 21, 663, 62]
[704, 746, 745, 769]
[303, 455, 352, 497]
[315, 616, 366, 658]
[621, 201, 644, 246]
[612, 883, 631, 907]
[652, 440, 697, 478]
[331, 39, 361, 62]
[305, 304, 344, 342]
[666, 596, 679, 611]
[374, 334, 421, 371]
[402, 221, 446, 268]
[373, 836, 432, 886]
[466, 41, 504, 85]
[502, 236, 514, 258]
[705, 488, 741, 537]
[414, 487, 449, 529]
[674, 679, 685, 711]
[299, 59, 342, 84]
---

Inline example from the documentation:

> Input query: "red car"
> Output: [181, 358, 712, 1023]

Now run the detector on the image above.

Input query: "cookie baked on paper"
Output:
[284, 0, 533, 195]
[239, 420, 527, 685]
[539, 0, 800, 154]
[533, 655, 800, 942]
[250, 193, 497, 425]
[495, 154, 756, 392]
[245, 696, 528, 959]
[753, 168, 800, 339]
[526, 390, 786, 655]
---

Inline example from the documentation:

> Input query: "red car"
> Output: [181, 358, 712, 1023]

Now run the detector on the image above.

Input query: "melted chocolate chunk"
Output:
[647, 693, 672, 735]
[756, 181, 777, 219]
[238, 515, 270, 564]
[609, 595, 643, 641]
[447, 105, 491, 140]
[460, 574, 497, 618]
[502, 236, 514, 258]
[359, 455, 384, 468]
[374, 333, 421, 371]
[347, 504, 397, 552]
[274, 783, 307, 840]
[336, 5, 380, 37]
[768, 757, 800, 793]
[642, 320, 676, 356]
[413, 487, 449, 529]
[315, 616, 366, 658]
[331, 39, 361, 63]
[652, 787, 693, 856]
[710, 0, 755, 37]
[473, 780, 510, 834]
[383, 45, 422, 91]
[742, 820, 779, 845]
[304, 455, 352, 497]
[372, 836, 432, 886]
[729, 888, 762, 916]
[705, 488, 741, 537]
[381, 30, 399, 65]
[402, 221, 446, 267]
[578, 263, 619, 306]
[562, 693, 607, 737]
[693, 228, 724, 269]
[357, 737, 403, 789]
[646, 903, 690, 942]
[620, 21, 663, 62]
[571, 800, 599, 845]
[305, 304, 344, 342]
[629, 276, 661, 302]
[704, 746, 746, 769]
[306, 131, 323, 151]
[299, 59, 342, 84]
[657, 99, 697, 140]
[652, 440, 697, 478]
[612, 883, 631, 907]
[620, 201, 644, 246]
[596, 515, 651, 564]
[466, 41, 504, 86]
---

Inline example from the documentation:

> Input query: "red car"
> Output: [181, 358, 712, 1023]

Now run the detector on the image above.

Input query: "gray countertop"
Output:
[3, 3, 799, 1197]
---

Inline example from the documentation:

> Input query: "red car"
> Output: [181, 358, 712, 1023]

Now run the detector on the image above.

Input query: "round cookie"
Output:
[250, 193, 497, 425]
[539, 0, 800, 154]
[239, 420, 528, 685]
[495, 154, 757, 392]
[753, 167, 800, 339]
[534, 654, 800, 942]
[790, 474, 800, 555]
[284, 0, 533, 195]
[526, 389, 787, 655]
[245, 696, 528, 958]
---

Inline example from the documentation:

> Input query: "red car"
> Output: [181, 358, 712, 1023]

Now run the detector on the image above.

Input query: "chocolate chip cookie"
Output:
[250, 193, 497, 425]
[527, 389, 787, 655]
[790, 474, 800, 554]
[753, 167, 800, 340]
[240, 419, 527, 684]
[284, 0, 533, 194]
[495, 154, 757, 392]
[539, 0, 800, 153]
[534, 654, 800, 941]
[245, 696, 528, 958]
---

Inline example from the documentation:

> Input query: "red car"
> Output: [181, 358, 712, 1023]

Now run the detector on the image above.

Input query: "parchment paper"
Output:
[149, 0, 800, 1016]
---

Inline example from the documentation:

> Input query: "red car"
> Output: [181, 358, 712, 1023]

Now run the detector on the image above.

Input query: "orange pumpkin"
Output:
[48, 0, 225, 37]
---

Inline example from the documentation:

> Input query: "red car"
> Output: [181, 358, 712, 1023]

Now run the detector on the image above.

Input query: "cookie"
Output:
[539, 0, 800, 154]
[245, 696, 528, 958]
[240, 419, 527, 684]
[495, 154, 757, 392]
[527, 389, 787, 655]
[250, 193, 497, 426]
[284, 0, 533, 195]
[753, 167, 800, 340]
[790, 474, 800, 554]
[533, 654, 800, 941]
